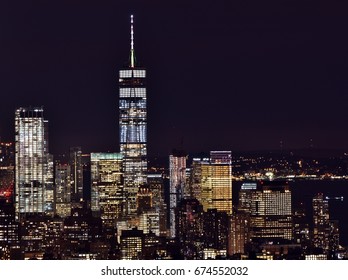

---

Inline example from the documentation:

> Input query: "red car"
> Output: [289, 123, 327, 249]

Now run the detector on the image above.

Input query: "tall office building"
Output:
[55, 163, 72, 218]
[189, 157, 209, 204]
[119, 15, 147, 216]
[230, 211, 250, 255]
[70, 147, 84, 203]
[312, 193, 330, 252]
[44, 154, 54, 216]
[175, 198, 204, 259]
[90, 153, 123, 228]
[249, 181, 293, 242]
[15, 107, 50, 220]
[136, 185, 161, 236]
[238, 182, 257, 213]
[147, 174, 167, 237]
[210, 151, 233, 214]
[189, 151, 232, 215]
[169, 149, 186, 238]
[293, 204, 310, 250]
[230, 182, 257, 256]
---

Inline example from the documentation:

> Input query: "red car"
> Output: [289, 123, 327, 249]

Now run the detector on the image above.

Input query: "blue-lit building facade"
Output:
[119, 15, 147, 217]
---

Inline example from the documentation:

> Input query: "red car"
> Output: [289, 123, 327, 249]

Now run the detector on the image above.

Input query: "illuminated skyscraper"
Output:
[147, 174, 167, 237]
[70, 147, 83, 203]
[44, 154, 54, 216]
[119, 15, 147, 216]
[90, 153, 123, 228]
[210, 151, 233, 214]
[249, 181, 293, 241]
[238, 182, 257, 213]
[169, 149, 187, 238]
[15, 107, 50, 220]
[55, 163, 72, 218]
[228, 183, 257, 256]
[136, 185, 161, 236]
[230, 211, 250, 255]
[293, 204, 310, 250]
[312, 193, 330, 252]
[189, 157, 209, 205]
[189, 151, 233, 215]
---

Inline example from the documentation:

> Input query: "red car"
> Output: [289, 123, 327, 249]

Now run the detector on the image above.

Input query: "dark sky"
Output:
[0, 0, 348, 157]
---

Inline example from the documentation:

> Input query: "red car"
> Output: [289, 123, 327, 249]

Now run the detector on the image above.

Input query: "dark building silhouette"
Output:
[0, 200, 20, 259]
[203, 209, 229, 253]
[175, 198, 204, 259]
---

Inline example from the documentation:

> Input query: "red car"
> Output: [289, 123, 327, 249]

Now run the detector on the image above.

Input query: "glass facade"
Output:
[55, 163, 72, 218]
[119, 67, 147, 216]
[90, 153, 123, 228]
[118, 16, 147, 217]
[249, 183, 293, 241]
[210, 151, 233, 214]
[15, 107, 49, 220]
[189, 151, 233, 215]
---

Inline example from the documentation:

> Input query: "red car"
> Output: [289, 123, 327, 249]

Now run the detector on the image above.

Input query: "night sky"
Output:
[0, 0, 348, 157]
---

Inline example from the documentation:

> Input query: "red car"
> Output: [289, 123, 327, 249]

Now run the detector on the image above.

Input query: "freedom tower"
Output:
[119, 15, 147, 217]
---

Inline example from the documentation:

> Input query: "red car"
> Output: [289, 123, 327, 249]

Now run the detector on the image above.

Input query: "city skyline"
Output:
[0, 1, 348, 156]
[1, 3, 348, 261]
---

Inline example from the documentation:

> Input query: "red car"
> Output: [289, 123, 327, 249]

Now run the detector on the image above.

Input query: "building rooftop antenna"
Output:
[130, 14, 135, 68]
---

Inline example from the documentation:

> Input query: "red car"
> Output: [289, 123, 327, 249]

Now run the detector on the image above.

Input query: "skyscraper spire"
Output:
[130, 14, 135, 68]
[119, 14, 147, 217]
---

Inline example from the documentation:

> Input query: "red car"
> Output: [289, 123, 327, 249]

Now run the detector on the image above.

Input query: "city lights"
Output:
[0, 13, 347, 264]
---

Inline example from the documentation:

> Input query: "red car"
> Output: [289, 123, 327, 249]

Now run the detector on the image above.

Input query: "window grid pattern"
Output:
[90, 153, 124, 227]
[15, 108, 47, 218]
[119, 68, 147, 216]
